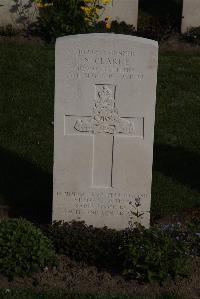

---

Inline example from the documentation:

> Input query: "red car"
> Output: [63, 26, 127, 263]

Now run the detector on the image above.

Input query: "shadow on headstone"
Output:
[0, 146, 52, 224]
[0, 143, 199, 225]
[154, 143, 200, 192]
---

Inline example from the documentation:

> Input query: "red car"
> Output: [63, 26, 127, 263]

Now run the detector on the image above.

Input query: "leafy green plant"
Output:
[93, 20, 136, 35]
[32, 0, 88, 41]
[93, 20, 165, 41]
[0, 218, 57, 279]
[44, 221, 195, 283]
[33, 0, 111, 41]
[120, 225, 190, 282]
[44, 221, 122, 270]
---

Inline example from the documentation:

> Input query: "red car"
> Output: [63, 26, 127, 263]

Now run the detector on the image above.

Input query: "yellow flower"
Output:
[105, 22, 111, 29]
[36, 2, 44, 8]
[36, 0, 53, 8]
[105, 16, 111, 29]
[106, 23, 111, 29]
[101, 0, 112, 5]
[81, 6, 91, 14]
[82, 0, 112, 24]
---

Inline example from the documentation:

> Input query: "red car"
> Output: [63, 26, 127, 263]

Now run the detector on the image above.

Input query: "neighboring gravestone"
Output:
[53, 34, 158, 229]
[182, 0, 200, 32]
[101, 0, 138, 29]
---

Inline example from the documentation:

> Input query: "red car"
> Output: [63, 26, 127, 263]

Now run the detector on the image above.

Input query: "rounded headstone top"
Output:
[56, 33, 158, 48]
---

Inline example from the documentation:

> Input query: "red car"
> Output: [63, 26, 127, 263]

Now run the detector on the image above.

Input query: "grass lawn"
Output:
[0, 41, 199, 223]
[0, 290, 182, 299]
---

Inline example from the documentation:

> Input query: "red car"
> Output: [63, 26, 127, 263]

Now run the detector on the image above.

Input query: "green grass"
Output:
[0, 41, 55, 223]
[0, 41, 199, 223]
[0, 290, 182, 299]
[152, 51, 200, 219]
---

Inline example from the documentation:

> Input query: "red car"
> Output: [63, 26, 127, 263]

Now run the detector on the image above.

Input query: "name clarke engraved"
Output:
[56, 191, 148, 217]
[66, 48, 144, 80]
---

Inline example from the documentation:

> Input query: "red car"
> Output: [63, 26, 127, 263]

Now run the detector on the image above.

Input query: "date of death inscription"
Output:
[55, 191, 148, 217]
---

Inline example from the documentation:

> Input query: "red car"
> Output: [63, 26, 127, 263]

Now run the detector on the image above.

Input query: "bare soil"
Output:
[159, 34, 200, 52]
[0, 256, 200, 299]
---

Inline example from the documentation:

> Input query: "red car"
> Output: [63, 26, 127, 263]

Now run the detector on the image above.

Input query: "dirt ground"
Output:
[0, 255, 199, 299]
[159, 34, 200, 52]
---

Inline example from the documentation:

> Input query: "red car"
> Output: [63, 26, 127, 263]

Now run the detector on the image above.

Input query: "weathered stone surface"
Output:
[182, 0, 200, 32]
[53, 34, 158, 229]
[101, 0, 138, 28]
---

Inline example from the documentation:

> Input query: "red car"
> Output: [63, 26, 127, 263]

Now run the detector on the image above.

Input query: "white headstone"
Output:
[101, 0, 138, 28]
[53, 34, 158, 230]
[182, 0, 200, 32]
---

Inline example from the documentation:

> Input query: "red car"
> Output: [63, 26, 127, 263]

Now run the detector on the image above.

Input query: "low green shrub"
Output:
[94, 20, 167, 41]
[0, 218, 57, 279]
[32, 0, 88, 41]
[44, 221, 122, 270]
[44, 221, 196, 283]
[30, 1, 174, 42]
[94, 20, 137, 35]
[29, 1, 178, 42]
[32, 0, 111, 41]
[181, 27, 200, 46]
[120, 225, 190, 282]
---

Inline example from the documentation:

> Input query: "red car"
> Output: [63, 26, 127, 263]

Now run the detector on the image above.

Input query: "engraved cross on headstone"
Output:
[65, 84, 143, 188]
